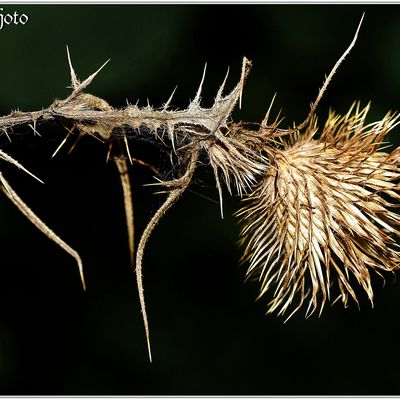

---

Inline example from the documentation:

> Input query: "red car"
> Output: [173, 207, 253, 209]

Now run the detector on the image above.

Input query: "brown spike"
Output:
[114, 157, 135, 267]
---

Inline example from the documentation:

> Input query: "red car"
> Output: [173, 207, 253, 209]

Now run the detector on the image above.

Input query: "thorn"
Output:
[215, 66, 230, 102]
[212, 164, 224, 219]
[262, 92, 277, 127]
[66, 45, 80, 89]
[192, 62, 207, 106]
[130, 157, 159, 175]
[106, 142, 113, 163]
[52, 130, 72, 158]
[163, 85, 178, 111]
[152, 190, 169, 195]
[143, 176, 164, 187]
[29, 120, 41, 137]
[67, 134, 82, 155]
[147, 336, 153, 363]
[3, 130, 11, 143]
[124, 135, 133, 165]
[74, 58, 110, 94]
[167, 122, 176, 154]
[239, 57, 251, 109]
[0, 149, 44, 184]
[85, 131, 105, 144]
[71, 253, 86, 291]
[272, 109, 284, 128]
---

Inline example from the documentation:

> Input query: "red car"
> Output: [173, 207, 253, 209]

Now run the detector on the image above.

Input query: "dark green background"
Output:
[0, 4, 398, 395]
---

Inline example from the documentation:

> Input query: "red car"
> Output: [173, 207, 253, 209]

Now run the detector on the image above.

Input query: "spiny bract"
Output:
[237, 103, 400, 319]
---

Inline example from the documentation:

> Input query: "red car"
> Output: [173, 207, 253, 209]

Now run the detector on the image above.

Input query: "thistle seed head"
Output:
[237, 103, 400, 319]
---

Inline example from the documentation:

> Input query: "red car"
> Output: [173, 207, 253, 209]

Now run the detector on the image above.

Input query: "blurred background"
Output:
[0, 4, 398, 395]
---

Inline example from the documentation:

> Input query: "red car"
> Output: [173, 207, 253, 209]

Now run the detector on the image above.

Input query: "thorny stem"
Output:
[135, 150, 199, 362]
[297, 13, 364, 135]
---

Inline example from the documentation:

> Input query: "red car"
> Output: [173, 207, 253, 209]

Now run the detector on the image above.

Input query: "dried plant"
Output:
[0, 13, 398, 362]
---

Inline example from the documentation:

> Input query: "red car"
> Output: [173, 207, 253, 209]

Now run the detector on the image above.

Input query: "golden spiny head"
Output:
[237, 103, 400, 319]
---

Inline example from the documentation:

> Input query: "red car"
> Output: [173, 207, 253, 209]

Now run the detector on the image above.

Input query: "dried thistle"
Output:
[0, 12, 399, 362]
[237, 103, 400, 319]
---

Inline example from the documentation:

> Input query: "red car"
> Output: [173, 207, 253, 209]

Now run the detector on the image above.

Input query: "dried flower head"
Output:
[237, 103, 400, 319]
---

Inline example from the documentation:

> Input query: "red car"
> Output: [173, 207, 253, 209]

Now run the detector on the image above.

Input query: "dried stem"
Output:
[135, 150, 199, 362]
[297, 13, 364, 134]
[114, 156, 135, 266]
[0, 172, 86, 290]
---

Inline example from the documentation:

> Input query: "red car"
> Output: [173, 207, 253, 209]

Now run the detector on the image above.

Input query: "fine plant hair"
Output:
[0, 14, 399, 362]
